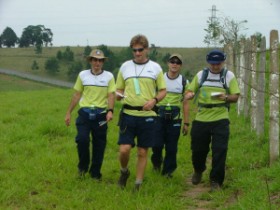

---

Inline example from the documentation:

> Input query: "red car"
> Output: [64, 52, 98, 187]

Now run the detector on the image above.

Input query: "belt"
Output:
[198, 103, 228, 108]
[158, 106, 180, 111]
[82, 107, 106, 113]
[123, 104, 158, 113]
[123, 104, 143, 111]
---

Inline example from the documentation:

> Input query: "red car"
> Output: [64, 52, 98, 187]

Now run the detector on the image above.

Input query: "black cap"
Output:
[206, 49, 226, 64]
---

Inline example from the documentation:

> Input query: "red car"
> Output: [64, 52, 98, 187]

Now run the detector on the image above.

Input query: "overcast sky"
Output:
[0, 0, 279, 48]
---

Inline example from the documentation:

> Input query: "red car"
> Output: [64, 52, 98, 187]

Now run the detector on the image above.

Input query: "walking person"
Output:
[151, 53, 190, 178]
[65, 49, 115, 180]
[116, 34, 166, 191]
[184, 49, 240, 191]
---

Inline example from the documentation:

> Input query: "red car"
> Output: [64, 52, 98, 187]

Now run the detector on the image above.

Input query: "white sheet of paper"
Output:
[116, 91, 127, 98]
[211, 92, 223, 97]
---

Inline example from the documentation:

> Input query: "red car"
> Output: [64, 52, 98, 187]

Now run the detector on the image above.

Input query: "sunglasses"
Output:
[132, 48, 145, 53]
[169, 60, 182, 65]
[92, 58, 105, 62]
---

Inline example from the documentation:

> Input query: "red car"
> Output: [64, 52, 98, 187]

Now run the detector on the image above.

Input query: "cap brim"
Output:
[169, 56, 182, 63]
[87, 56, 108, 61]
[208, 60, 223, 64]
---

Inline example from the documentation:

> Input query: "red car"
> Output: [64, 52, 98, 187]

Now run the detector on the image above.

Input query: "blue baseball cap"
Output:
[206, 49, 226, 64]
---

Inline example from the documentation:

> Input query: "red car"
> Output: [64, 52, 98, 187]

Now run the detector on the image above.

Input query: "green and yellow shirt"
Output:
[74, 69, 115, 108]
[188, 69, 240, 122]
[116, 59, 166, 117]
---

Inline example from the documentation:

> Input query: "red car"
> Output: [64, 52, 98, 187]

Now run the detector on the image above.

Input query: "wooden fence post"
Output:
[238, 39, 245, 115]
[250, 36, 257, 131]
[256, 36, 266, 136]
[243, 38, 251, 117]
[269, 30, 279, 165]
[227, 43, 234, 72]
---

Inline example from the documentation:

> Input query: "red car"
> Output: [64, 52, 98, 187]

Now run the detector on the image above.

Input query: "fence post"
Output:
[243, 38, 251, 117]
[269, 30, 279, 165]
[238, 39, 245, 115]
[256, 36, 266, 136]
[227, 43, 234, 72]
[250, 35, 257, 131]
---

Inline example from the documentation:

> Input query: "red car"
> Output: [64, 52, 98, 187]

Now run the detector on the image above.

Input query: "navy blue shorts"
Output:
[118, 113, 157, 148]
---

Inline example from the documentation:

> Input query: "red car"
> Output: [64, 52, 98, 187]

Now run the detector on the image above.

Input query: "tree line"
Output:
[0, 25, 53, 53]
[42, 44, 174, 81]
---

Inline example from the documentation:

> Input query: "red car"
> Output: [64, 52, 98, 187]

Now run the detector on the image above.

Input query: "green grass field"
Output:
[0, 74, 279, 209]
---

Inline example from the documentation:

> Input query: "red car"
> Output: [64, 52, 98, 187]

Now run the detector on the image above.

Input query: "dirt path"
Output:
[0, 68, 74, 88]
[183, 177, 213, 210]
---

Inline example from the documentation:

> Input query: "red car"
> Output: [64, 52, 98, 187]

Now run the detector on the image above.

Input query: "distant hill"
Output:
[0, 46, 212, 82]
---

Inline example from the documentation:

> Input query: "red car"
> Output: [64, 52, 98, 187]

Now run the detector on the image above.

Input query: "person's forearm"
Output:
[226, 94, 239, 103]
[107, 92, 115, 109]
[154, 88, 166, 102]
[66, 91, 81, 114]
[183, 100, 190, 123]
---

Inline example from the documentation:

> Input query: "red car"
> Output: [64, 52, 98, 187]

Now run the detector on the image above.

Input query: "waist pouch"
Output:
[79, 108, 106, 120]
[158, 106, 180, 120]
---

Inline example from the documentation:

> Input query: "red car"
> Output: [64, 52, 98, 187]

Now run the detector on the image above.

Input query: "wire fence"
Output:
[224, 30, 279, 165]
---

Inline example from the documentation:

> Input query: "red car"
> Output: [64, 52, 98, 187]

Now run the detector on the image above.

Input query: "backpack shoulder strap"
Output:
[181, 74, 187, 102]
[219, 68, 228, 90]
[181, 75, 186, 94]
[199, 68, 209, 88]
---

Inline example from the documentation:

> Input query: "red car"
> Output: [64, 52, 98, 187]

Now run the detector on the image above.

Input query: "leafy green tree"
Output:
[254, 32, 262, 48]
[220, 17, 248, 47]
[83, 45, 92, 69]
[0, 35, 2, 48]
[56, 50, 63, 60]
[162, 53, 171, 63]
[118, 47, 133, 63]
[1, 27, 18, 47]
[84, 45, 92, 57]
[35, 44, 42, 54]
[204, 15, 247, 48]
[19, 25, 53, 47]
[97, 45, 118, 72]
[204, 18, 222, 47]
[62, 47, 74, 61]
[31, 60, 39, 70]
[149, 44, 159, 61]
[68, 61, 83, 80]
[45, 57, 59, 74]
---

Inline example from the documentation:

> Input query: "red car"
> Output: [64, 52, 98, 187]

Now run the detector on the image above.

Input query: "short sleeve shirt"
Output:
[116, 59, 166, 117]
[187, 69, 240, 122]
[74, 69, 116, 108]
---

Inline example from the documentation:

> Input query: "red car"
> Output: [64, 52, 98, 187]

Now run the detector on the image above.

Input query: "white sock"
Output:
[121, 168, 128, 173]
[135, 179, 142, 185]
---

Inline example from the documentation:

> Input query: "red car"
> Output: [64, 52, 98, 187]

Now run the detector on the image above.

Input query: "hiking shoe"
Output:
[191, 172, 202, 185]
[133, 183, 141, 192]
[118, 169, 130, 189]
[153, 165, 161, 172]
[91, 174, 102, 181]
[78, 169, 86, 179]
[162, 173, 173, 179]
[210, 181, 221, 192]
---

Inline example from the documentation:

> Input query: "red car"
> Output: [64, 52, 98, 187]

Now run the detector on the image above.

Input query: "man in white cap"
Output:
[65, 49, 115, 180]
[151, 53, 190, 178]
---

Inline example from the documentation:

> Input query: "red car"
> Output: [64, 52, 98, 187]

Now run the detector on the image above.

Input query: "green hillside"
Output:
[0, 46, 211, 82]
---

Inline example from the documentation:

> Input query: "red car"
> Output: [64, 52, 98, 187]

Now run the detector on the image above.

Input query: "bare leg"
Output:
[119, 144, 132, 168]
[136, 147, 148, 181]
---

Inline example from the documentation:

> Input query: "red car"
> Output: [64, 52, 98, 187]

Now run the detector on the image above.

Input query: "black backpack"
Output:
[199, 67, 228, 90]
